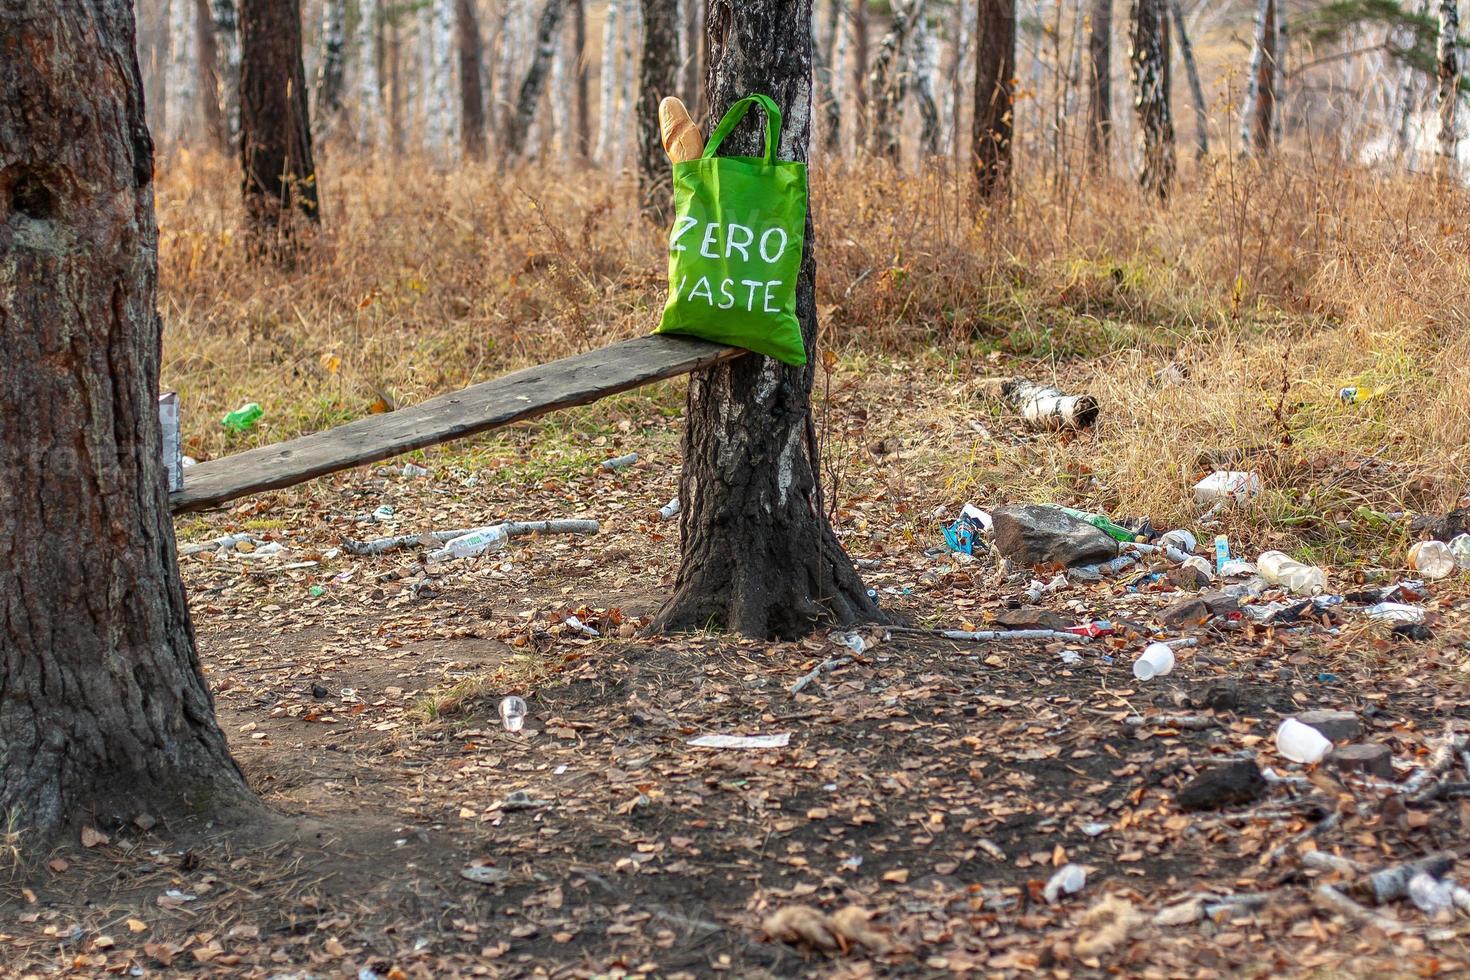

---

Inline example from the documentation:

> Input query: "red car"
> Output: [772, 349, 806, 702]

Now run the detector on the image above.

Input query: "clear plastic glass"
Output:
[1258, 551, 1327, 595]
[499, 695, 527, 733]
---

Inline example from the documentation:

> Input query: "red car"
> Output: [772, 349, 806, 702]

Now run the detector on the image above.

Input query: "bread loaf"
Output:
[659, 97, 704, 163]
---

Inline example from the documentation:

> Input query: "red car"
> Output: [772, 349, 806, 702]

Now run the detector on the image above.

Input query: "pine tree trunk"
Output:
[239, 0, 319, 253]
[596, 0, 621, 162]
[504, 0, 568, 157]
[355, 0, 386, 148]
[458, 0, 488, 159]
[1168, 0, 1208, 157]
[1129, 0, 1173, 197]
[1438, 0, 1460, 172]
[571, 0, 591, 159]
[167, 0, 198, 146]
[316, 0, 348, 129]
[682, 0, 704, 107]
[0, 0, 253, 845]
[974, 0, 1016, 195]
[651, 0, 882, 640]
[196, 0, 229, 150]
[638, 0, 680, 219]
[1086, 0, 1110, 169]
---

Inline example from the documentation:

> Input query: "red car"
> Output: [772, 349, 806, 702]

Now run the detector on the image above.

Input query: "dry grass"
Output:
[157, 146, 1470, 565]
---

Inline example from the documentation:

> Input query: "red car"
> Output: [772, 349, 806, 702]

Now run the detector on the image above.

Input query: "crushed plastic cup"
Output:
[1258, 551, 1326, 595]
[221, 402, 262, 432]
[1193, 471, 1262, 506]
[1408, 540, 1456, 579]
[1042, 864, 1087, 904]
[1276, 718, 1332, 764]
[1132, 642, 1176, 680]
[1180, 555, 1214, 579]
[1451, 534, 1470, 570]
[1159, 529, 1198, 553]
[499, 695, 527, 733]
[1364, 602, 1426, 623]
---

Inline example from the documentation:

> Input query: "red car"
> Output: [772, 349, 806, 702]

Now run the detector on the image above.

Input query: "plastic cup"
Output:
[499, 695, 527, 733]
[1132, 642, 1175, 680]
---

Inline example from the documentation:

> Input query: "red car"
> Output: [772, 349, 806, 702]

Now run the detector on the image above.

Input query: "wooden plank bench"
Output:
[170, 335, 739, 514]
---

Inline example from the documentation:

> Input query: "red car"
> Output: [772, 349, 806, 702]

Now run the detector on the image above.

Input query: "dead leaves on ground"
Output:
[762, 904, 891, 955]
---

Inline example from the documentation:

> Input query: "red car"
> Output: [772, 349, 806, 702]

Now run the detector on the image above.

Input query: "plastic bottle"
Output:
[1258, 551, 1327, 595]
[221, 402, 263, 432]
[499, 695, 527, 733]
[1214, 535, 1230, 573]
[1451, 534, 1470, 570]
[1408, 540, 1456, 579]
[1276, 718, 1331, 764]
[1193, 471, 1262, 506]
[1053, 505, 1137, 543]
[1132, 642, 1175, 680]
[658, 497, 680, 520]
[430, 526, 509, 562]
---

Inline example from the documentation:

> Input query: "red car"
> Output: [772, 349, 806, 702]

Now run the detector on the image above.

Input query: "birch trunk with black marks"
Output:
[1271, 0, 1285, 146]
[503, 0, 567, 158]
[815, 0, 844, 154]
[651, 0, 882, 640]
[0, 0, 253, 845]
[552, 16, 573, 154]
[909, 0, 941, 159]
[356, 0, 386, 149]
[1168, 0, 1209, 157]
[239, 0, 319, 251]
[1438, 0, 1460, 171]
[596, 0, 621, 162]
[974, 0, 1016, 195]
[195, 0, 228, 150]
[638, 0, 680, 220]
[210, 0, 242, 142]
[1239, 0, 1271, 154]
[1086, 0, 1111, 169]
[423, 0, 458, 158]
[828, 0, 849, 153]
[571, 0, 591, 159]
[866, 2, 915, 162]
[315, 0, 348, 128]
[167, 0, 198, 146]
[1129, 0, 1174, 197]
[458, 0, 488, 159]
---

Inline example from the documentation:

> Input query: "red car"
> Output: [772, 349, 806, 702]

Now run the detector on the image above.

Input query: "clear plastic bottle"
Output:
[1408, 540, 1456, 579]
[1450, 534, 1470, 570]
[1258, 551, 1327, 595]
[430, 525, 509, 562]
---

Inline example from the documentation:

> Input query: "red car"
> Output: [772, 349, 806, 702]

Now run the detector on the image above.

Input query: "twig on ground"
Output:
[1313, 884, 1409, 934]
[1301, 851, 1366, 876]
[1268, 809, 1342, 866]
[1399, 726, 1468, 802]
[1364, 853, 1456, 905]
[1124, 713, 1218, 731]
[887, 626, 1091, 643]
[789, 656, 853, 695]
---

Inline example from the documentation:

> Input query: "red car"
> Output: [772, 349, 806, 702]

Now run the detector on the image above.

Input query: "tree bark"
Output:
[388, 9, 404, 154]
[973, 0, 1016, 196]
[651, 0, 882, 640]
[503, 0, 567, 158]
[867, 2, 914, 162]
[814, 1, 843, 155]
[458, 0, 489, 159]
[422, 0, 458, 158]
[851, 0, 870, 149]
[315, 0, 348, 129]
[355, 0, 386, 149]
[195, 0, 229, 151]
[571, 0, 591, 159]
[596, 0, 621, 162]
[639, 0, 681, 220]
[1168, 0, 1209, 157]
[239, 0, 319, 254]
[682, 0, 705, 108]
[1129, 0, 1174, 197]
[1086, 0, 1111, 170]
[1239, 0, 1272, 154]
[1438, 0, 1459, 171]
[1271, 0, 1285, 146]
[0, 0, 253, 845]
[909, 0, 941, 159]
[167, 0, 198, 146]
[210, 0, 242, 143]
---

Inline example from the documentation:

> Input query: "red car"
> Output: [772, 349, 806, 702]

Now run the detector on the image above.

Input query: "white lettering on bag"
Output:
[688, 276, 715, 304]
[763, 280, 783, 313]
[758, 228, 788, 263]
[725, 223, 754, 260]
[670, 216, 698, 252]
[739, 279, 764, 311]
[699, 224, 721, 259]
[718, 279, 736, 309]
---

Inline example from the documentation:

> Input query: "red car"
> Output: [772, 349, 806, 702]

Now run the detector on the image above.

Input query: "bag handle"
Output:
[702, 93, 783, 164]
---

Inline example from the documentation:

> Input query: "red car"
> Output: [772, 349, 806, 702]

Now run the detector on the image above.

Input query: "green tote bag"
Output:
[655, 93, 808, 366]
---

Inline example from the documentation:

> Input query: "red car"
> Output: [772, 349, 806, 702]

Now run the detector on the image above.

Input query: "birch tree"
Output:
[867, 0, 917, 162]
[595, 0, 621, 162]
[681, 0, 704, 108]
[167, 0, 198, 146]
[422, 0, 459, 158]
[1130, 0, 1174, 196]
[552, 16, 573, 155]
[315, 0, 348, 128]
[1169, 0, 1209, 156]
[651, 0, 882, 639]
[211, 0, 242, 142]
[355, 0, 386, 148]
[1272, 0, 1286, 146]
[615, 0, 640, 166]
[195, 0, 228, 149]
[571, 0, 591, 158]
[1239, 0, 1274, 154]
[815, 0, 845, 154]
[974, 0, 1016, 195]
[1, 0, 254, 845]
[1086, 0, 1110, 169]
[504, 0, 568, 157]
[1438, 0, 1460, 170]
[910, 1, 942, 158]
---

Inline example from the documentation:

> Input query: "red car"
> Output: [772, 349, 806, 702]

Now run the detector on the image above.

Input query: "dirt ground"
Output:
[6, 370, 1470, 979]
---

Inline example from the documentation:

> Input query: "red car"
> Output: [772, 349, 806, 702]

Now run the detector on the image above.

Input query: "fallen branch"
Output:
[1313, 884, 1408, 934]
[1300, 851, 1365, 876]
[979, 377, 1100, 431]
[344, 519, 599, 556]
[887, 625, 1091, 643]
[789, 656, 853, 695]
[1124, 713, 1218, 731]
[1363, 853, 1456, 905]
[1399, 726, 1468, 802]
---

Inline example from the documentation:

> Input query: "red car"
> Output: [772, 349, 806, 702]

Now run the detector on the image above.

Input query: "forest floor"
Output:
[6, 354, 1470, 978]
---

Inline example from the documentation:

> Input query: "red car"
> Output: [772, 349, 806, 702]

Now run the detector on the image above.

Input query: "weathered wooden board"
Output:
[170, 335, 739, 514]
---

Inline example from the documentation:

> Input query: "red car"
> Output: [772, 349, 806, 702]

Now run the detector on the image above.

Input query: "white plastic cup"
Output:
[1409, 540, 1456, 579]
[1160, 530, 1198, 553]
[1276, 718, 1332, 764]
[1132, 642, 1176, 680]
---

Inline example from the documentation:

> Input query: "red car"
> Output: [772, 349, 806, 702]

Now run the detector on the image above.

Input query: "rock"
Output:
[1329, 743, 1394, 779]
[1197, 681, 1242, 712]
[1292, 709, 1361, 742]
[994, 607, 1071, 632]
[1159, 597, 1210, 628]
[1176, 760, 1267, 811]
[991, 505, 1118, 568]
[1167, 565, 1212, 591]
[1199, 592, 1241, 616]
[310, 683, 329, 699]
[1391, 622, 1434, 642]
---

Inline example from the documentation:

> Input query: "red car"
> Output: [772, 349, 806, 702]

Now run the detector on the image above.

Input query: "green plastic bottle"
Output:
[222, 402, 263, 432]
[1050, 505, 1138, 543]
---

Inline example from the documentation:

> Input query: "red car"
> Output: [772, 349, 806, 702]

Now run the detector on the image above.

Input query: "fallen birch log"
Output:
[979, 377, 1100, 431]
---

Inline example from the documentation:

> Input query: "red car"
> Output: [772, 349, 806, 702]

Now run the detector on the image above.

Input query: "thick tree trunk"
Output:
[239, 0, 319, 253]
[1438, 0, 1459, 171]
[355, 0, 386, 148]
[0, 0, 252, 845]
[315, 0, 348, 129]
[596, 0, 621, 162]
[1168, 0, 1209, 157]
[196, 0, 229, 150]
[638, 0, 680, 220]
[1086, 0, 1110, 169]
[651, 0, 881, 640]
[458, 0, 489, 159]
[503, 0, 568, 158]
[1239, 0, 1271, 154]
[210, 0, 242, 142]
[1129, 0, 1173, 197]
[571, 0, 591, 159]
[973, 0, 1016, 196]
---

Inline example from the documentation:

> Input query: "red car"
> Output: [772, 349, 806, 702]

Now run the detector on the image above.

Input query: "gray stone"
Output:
[994, 607, 1071, 632]
[1159, 597, 1209, 628]
[1328, 743, 1394, 779]
[1197, 681, 1242, 712]
[1167, 565, 1212, 591]
[1292, 709, 1362, 742]
[1176, 760, 1267, 811]
[991, 505, 1119, 569]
